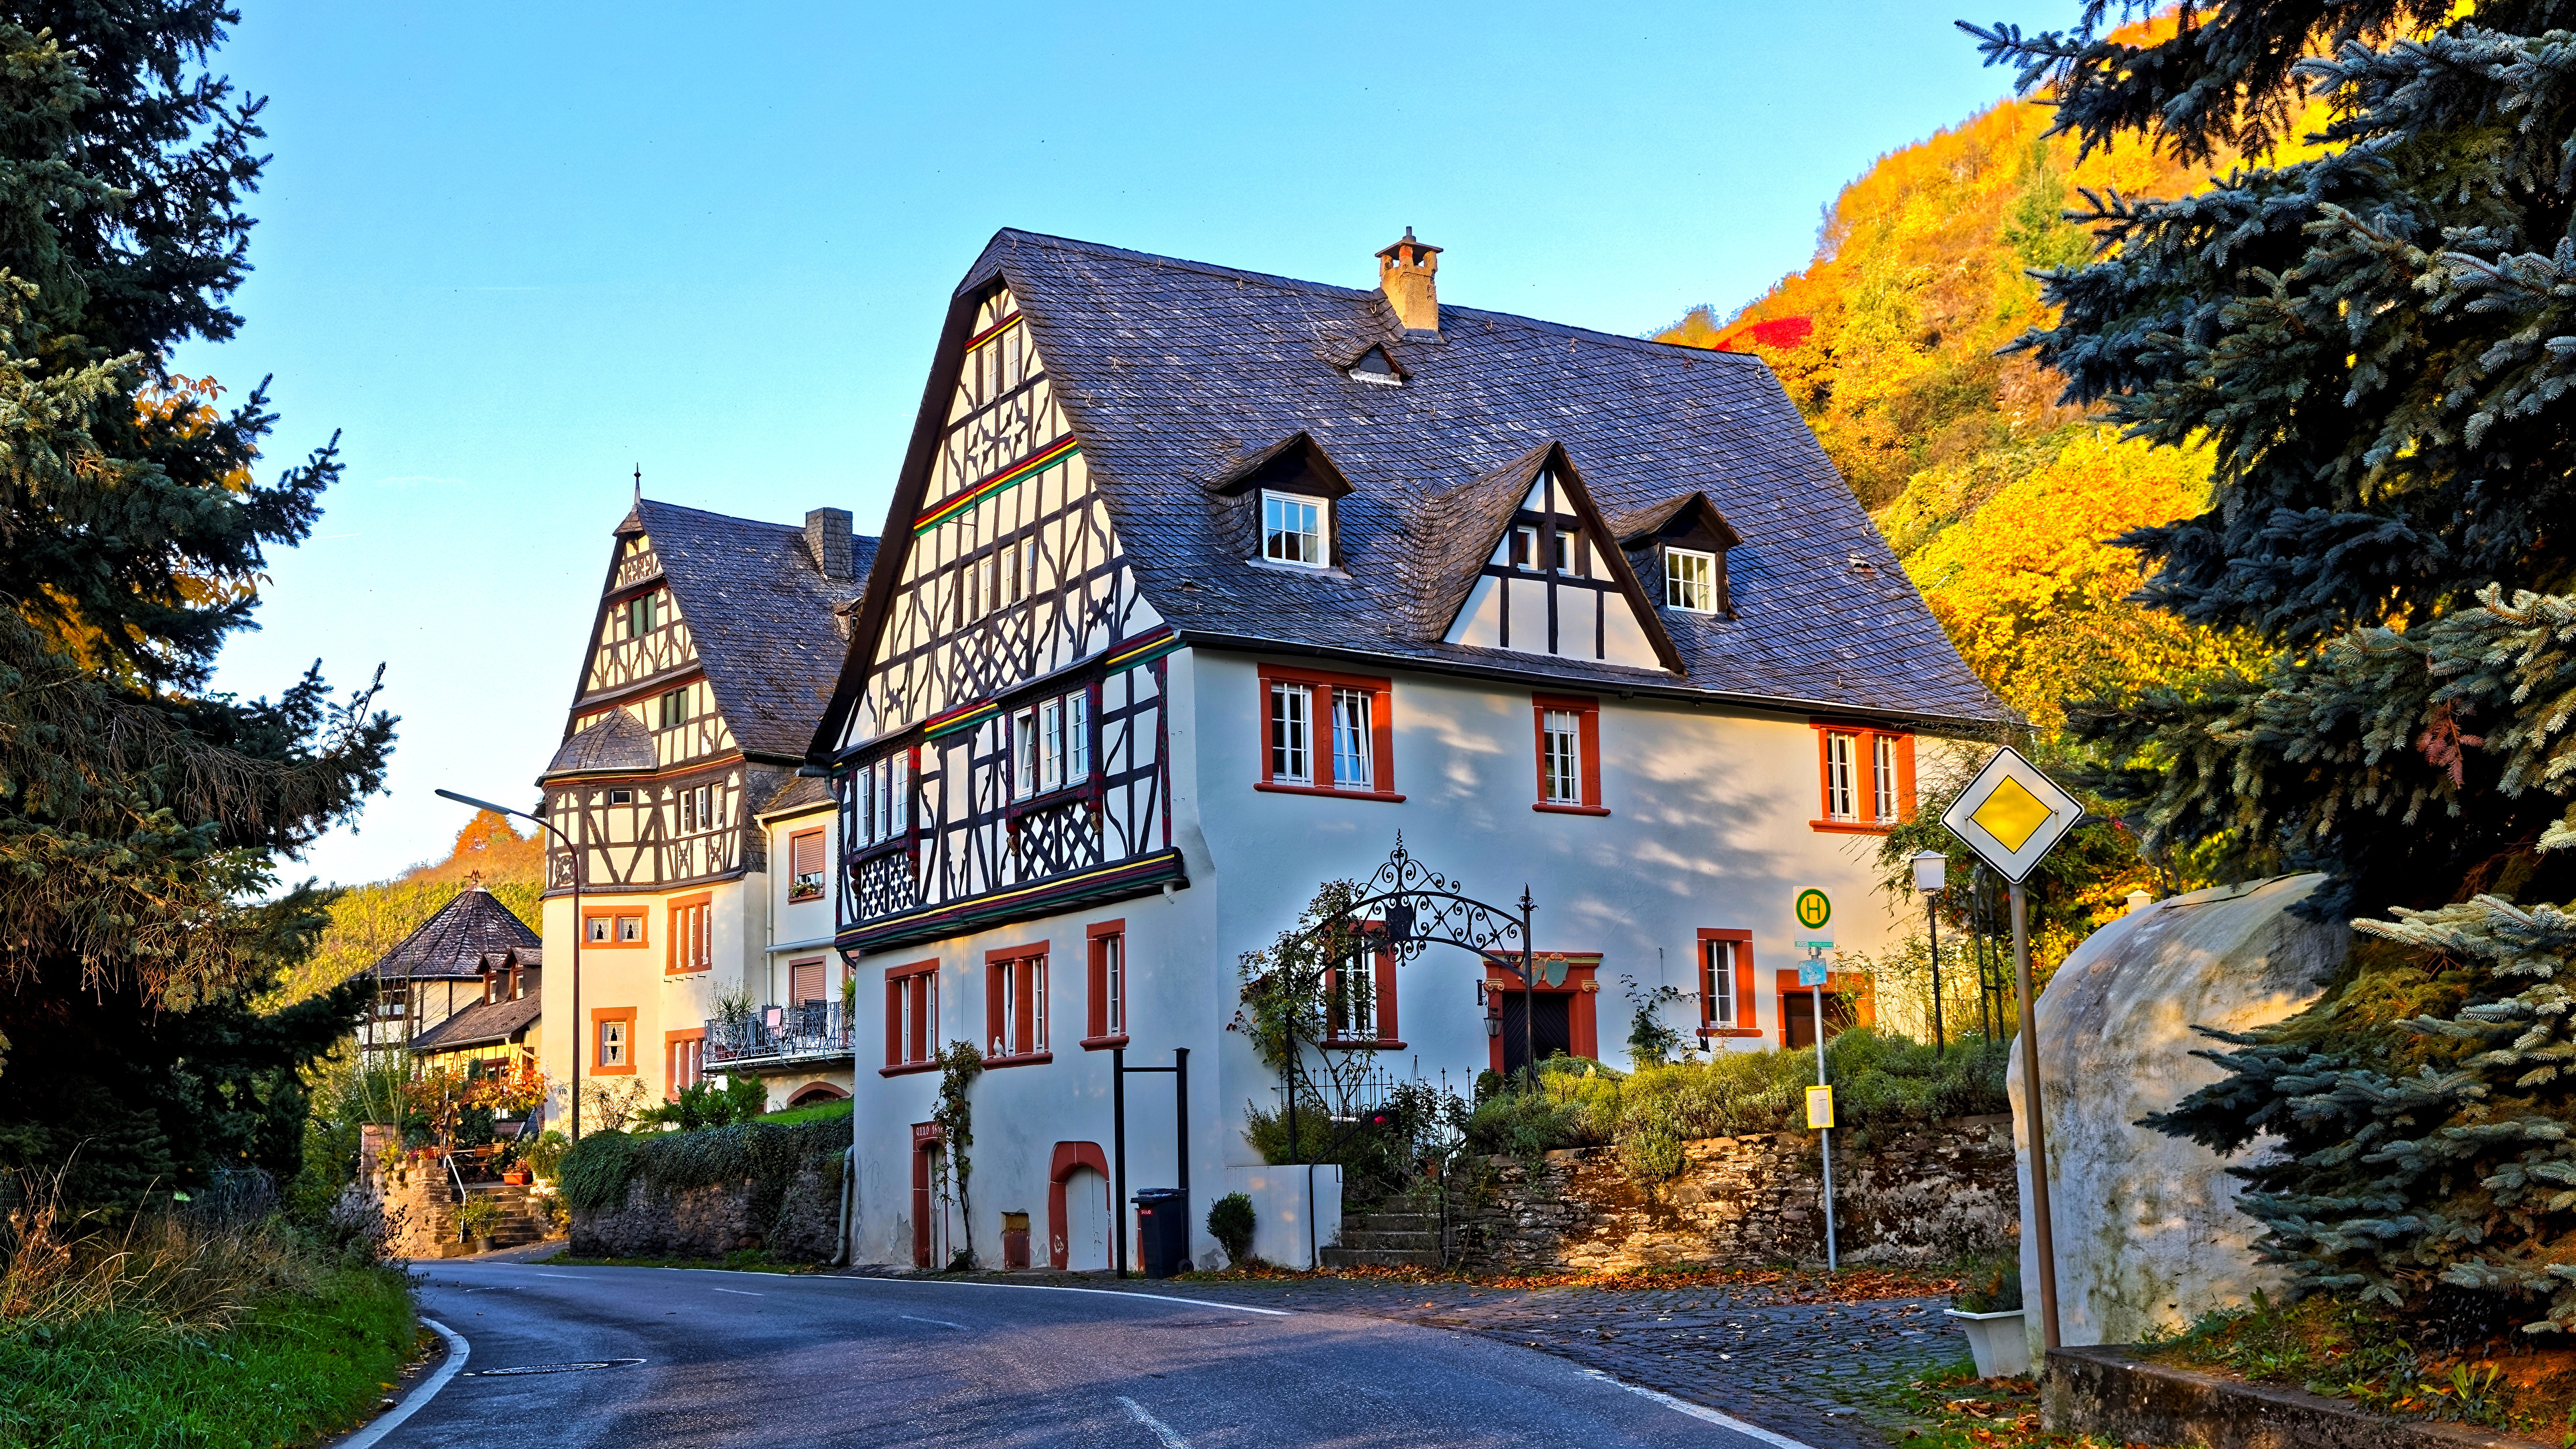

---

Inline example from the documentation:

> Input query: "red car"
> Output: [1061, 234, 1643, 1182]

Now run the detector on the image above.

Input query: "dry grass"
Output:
[0, 1169, 313, 1341]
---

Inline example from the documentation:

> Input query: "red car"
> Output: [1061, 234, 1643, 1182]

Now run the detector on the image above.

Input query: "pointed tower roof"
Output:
[351, 882, 540, 983]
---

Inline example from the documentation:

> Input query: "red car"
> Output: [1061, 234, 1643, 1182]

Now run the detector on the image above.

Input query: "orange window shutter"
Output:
[792, 829, 822, 877]
[792, 958, 824, 1005]
[1735, 947, 1759, 1031]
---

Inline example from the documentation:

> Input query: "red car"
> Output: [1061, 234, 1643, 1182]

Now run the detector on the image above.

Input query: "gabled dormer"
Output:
[1345, 345, 1405, 388]
[1210, 431, 1355, 572]
[1614, 492, 1743, 619]
[1438, 443, 1684, 673]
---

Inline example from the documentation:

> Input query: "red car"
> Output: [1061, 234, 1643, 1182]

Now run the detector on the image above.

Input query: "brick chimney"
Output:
[805, 507, 854, 581]
[1377, 227, 1442, 334]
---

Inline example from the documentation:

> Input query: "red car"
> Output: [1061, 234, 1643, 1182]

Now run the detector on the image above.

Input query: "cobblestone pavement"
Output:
[1046, 1275, 1967, 1449]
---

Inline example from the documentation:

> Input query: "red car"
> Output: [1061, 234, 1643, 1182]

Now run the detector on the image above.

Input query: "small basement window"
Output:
[1261, 491, 1329, 568]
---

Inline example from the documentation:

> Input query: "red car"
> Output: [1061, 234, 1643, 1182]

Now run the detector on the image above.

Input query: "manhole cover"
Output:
[462, 1358, 646, 1377]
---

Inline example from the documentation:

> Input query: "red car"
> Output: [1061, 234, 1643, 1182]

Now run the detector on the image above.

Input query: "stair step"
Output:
[1320, 1246, 1442, 1269]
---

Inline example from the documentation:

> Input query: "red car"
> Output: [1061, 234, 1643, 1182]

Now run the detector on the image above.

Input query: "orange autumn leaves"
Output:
[1903, 429, 2264, 731]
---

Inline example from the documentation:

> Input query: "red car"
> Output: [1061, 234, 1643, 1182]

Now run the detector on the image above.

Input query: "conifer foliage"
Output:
[0, 6, 393, 1205]
[1976, 2, 2576, 1330]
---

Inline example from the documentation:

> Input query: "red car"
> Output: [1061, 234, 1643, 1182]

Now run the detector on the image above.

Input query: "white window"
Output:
[1261, 491, 1328, 568]
[1066, 691, 1090, 782]
[1825, 731, 1858, 822]
[1330, 687, 1373, 791]
[598, 1020, 627, 1067]
[1040, 697, 1065, 793]
[997, 965, 1018, 1059]
[1511, 526, 1538, 570]
[1553, 529, 1576, 574]
[1666, 547, 1717, 612]
[1014, 709, 1040, 800]
[1704, 939, 1737, 1027]
[1541, 710, 1582, 806]
[1873, 735, 1900, 823]
[888, 753, 908, 837]
[857, 767, 875, 846]
[1031, 957, 1048, 1053]
[1270, 682, 1313, 784]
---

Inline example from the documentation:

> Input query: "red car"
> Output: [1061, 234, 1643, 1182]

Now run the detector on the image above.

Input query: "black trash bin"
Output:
[1132, 1187, 1189, 1279]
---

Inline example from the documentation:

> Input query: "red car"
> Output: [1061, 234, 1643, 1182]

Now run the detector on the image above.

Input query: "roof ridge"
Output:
[983, 228, 1776, 367]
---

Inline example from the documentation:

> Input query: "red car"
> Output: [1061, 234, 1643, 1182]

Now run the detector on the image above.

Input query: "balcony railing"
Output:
[706, 1000, 851, 1067]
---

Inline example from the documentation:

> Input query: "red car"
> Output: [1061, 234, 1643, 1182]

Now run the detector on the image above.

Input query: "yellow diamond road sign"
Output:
[1942, 746, 2082, 883]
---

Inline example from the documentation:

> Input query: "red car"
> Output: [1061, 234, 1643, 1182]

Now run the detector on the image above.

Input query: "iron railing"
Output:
[706, 1000, 852, 1067]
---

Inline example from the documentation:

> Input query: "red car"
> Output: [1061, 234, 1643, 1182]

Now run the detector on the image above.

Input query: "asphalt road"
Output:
[390, 1262, 1805, 1449]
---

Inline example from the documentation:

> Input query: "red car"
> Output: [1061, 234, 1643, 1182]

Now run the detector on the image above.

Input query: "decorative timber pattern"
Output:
[833, 287, 1180, 953]
[1446, 462, 1665, 669]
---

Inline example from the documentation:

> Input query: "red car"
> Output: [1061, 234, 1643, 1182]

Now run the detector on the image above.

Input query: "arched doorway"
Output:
[788, 1081, 849, 1108]
[1047, 1141, 1110, 1271]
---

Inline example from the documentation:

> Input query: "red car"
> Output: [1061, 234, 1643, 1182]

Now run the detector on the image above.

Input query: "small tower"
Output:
[1377, 227, 1442, 335]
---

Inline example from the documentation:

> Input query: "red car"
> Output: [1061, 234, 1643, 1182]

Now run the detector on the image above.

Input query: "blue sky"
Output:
[189, 0, 2068, 885]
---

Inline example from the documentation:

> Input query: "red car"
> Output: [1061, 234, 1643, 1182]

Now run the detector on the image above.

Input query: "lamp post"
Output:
[1911, 849, 1948, 1054]
[436, 788, 584, 1142]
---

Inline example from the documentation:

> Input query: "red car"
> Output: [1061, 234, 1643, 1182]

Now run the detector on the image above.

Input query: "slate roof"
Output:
[578, 500, 879, 761]
[758, 772, 833, 818]
[354, 884, 540, 984]
[543, 708, 656, 779]
[409, 989, 542, 1053]
[826, 230, 2006, 742]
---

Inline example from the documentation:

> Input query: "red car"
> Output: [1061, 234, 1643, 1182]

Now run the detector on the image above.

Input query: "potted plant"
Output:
[1944, 1261, 2030, 1378]
[455, 1193, 504, 1254]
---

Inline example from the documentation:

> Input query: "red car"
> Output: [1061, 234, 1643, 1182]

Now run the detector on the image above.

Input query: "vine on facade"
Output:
[931, 1039, 983, 1269]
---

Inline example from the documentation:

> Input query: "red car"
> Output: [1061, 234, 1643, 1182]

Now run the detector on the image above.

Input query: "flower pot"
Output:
[472, 1235, 496, 1254]
[501, 1171, 528, 1186]
[1945, 1307, 2031, 1379]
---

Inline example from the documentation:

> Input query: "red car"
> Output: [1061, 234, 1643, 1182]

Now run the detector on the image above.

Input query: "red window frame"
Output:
[584, 906, 649, 949]
[984, 944, 1053, 1066]
[665, 1028, 706, 1097]
[788, 827, 826, 902]
[1254, 664, 1402, 802]
[1483, 955, 1602, 1074]
[1532, 694, 1608, 815]
[666, 892, 712, 975]
[1321, 925, 1401, 1049]
[1696, 929, 1761, 1038]
[881, 959, 939, 1075]
[1083, 920, 1128, 1049]
[591, 1006, 637, 1075]
[1811, 721, 1915, 833]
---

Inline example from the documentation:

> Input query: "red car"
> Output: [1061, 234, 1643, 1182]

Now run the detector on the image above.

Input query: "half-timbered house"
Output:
[352, 881, 541, 1061]
[811, 229, 2008, 1272]
[534, 500, 878, 1118]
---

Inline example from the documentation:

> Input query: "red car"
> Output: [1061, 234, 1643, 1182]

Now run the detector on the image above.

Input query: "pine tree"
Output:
[1972, 3, 2576, 1330]
[0, 9, 393, 1207]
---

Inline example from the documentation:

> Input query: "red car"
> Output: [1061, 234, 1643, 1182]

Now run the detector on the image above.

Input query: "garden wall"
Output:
[354, 1123, 462, 1260]
[1450, 1114, 2015, 1272]
[561, 1121, 849, 1262]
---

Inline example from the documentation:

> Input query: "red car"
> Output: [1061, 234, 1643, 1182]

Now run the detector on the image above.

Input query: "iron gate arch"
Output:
[1257, 835, 1563, 1166]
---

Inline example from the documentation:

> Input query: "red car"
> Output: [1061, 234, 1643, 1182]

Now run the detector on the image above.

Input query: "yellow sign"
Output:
[1970, 775, 2055, 853]
[1794, 889, 1831, 930]
[1805, 1085, 1836, 1130]
[1941, 745, 2084, 884]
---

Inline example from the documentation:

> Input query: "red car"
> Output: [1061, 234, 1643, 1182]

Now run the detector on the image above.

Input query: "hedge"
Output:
[558, 1118, 849, 1215]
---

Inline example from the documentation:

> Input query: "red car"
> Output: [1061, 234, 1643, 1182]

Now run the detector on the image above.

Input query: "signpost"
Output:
[1792, 890, 1838, 1270]
[1939, 746, 2083, 1352]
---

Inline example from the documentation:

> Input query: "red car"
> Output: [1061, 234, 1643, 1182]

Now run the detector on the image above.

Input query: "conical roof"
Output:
[353, 882, 540, 983]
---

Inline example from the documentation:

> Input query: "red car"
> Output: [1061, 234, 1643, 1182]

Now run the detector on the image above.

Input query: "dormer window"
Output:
[1262, 491, 1328, 568]
[1511, 526, 1538, 570]
[1665, 547, 1719, 612]
[1346, 346, 1403, 387]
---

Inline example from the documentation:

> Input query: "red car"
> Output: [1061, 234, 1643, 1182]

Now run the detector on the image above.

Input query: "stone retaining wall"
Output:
[1450, 1114, 2016, 1272]
[354, 1123, 462, 1259]
[568, 1159, 843, 1262]
[2043, 1345, 2547, 1448]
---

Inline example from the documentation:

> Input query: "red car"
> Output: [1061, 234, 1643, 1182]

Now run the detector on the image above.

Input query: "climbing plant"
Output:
[931, 1040, 982, 1269]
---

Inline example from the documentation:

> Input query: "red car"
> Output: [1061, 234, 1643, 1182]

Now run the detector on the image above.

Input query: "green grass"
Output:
[755, 1097, 853, 1127]
[0, 1265, 418, 1449]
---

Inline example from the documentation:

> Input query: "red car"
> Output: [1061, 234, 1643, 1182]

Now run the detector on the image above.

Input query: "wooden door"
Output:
[912, 1138, 935, 1268]
[1499, 992, 1573, 1073]
[1063, 1167, 1110, 1271]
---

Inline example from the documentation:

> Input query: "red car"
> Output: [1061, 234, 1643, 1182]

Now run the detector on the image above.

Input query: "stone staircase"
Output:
[458, 1183, 554, 1252]
[1322, 1197, 1444, 1270]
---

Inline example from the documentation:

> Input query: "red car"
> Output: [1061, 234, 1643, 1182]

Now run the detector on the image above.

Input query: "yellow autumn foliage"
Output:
[1903, 429, 2265, 731]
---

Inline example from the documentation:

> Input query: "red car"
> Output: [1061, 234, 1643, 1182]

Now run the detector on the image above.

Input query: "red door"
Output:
[911, 1123, 940, 1268]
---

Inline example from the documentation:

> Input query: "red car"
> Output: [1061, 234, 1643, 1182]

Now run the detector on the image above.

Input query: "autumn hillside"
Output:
[277, 810, 544, 1004]
[1663, 52, 2268, 729]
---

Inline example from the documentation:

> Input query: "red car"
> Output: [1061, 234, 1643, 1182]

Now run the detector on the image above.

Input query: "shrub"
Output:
[555, 1119, 848, 1217]
[454, 1195, 504, 1241]
[1207, 1193, 1256, 1267]
[1953, 1259, 2021, 1313]
[635, 1075, 765, 1134]
[557, 1130, 639, 1212]
[1462, 1030, 2008, 1181]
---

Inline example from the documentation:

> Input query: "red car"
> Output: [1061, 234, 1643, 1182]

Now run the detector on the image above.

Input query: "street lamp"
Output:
[1911, 849, 1947, 1054]
[436, 788, 585, 1142]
